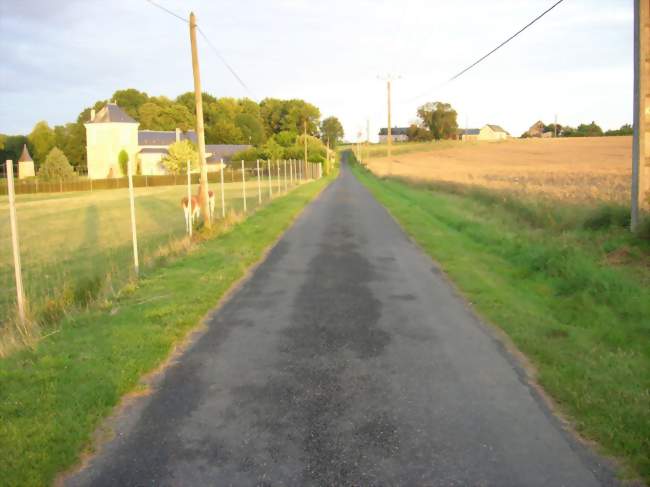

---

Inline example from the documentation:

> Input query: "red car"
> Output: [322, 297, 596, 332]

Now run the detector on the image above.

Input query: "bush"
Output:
[583, 205, 630, 230]
[161, 140, 198, 174]
[38, 147, 74, 182]
[118, 150, 129, 176]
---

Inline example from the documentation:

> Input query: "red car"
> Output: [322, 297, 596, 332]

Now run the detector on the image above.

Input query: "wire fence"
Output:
[0, 159, 322, 334]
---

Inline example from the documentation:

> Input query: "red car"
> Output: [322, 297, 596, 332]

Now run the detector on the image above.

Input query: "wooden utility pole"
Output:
[303, 120, 308, 164]
[378, 74, 399, 171]
[6, 160, 26, 324]
[632, 0, 649, 231]
[189, 12, 211, 228]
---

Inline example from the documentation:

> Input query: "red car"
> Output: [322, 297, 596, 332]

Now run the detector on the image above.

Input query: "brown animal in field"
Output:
[181, 190, 216, 232]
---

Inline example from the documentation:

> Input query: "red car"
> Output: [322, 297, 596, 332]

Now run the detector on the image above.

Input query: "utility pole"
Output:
[632, 0, 649, 231]
[189, 11, 211, 228]
[378, 74, 400, 171]
[554, 114, 558, 138]
[303, 120, 308, 164]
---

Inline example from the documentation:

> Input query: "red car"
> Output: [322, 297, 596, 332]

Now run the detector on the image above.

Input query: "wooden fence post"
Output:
[128, 157, 140, 275]
[241, 160, 247, 213]
[256, 159, 262, 204]
[6, 160, 26, 323]
[284, 159, 287, 193]
[268, 159, 273, 198]
[220, 159, 225, 218]
[187, 160, 193, 237]
[276, 160, 281, 194]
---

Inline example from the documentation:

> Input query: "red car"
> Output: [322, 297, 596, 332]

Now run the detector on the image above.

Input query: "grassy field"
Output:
[0, 174, 292, 354]
[0, 172, 332, 487]
[350, 160, 650, 483]
[364, 137, 633, 203]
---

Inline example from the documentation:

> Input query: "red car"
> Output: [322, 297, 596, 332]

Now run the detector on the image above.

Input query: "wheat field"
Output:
[365, 137, 632, 203]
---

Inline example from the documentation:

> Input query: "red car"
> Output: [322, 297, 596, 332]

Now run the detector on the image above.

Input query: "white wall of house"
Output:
[138, 152, 169, 175]
[84, 122, 139, 179]
[378, 134, 409, 143]
[478, 126, 508, 141]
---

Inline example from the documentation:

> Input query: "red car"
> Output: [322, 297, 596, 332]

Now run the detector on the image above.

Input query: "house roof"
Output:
[206, 144, 251, 163]
[138, 130, 197, 146]
[378, 127, 409, 136]
[463, 128, 480, 135]
[485, 124, 509, 134]
[18, 144, 33, 162]
[90, 103, 137, 124]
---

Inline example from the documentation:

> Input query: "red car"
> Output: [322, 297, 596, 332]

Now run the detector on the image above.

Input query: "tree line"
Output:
[0, 88, 344, 176]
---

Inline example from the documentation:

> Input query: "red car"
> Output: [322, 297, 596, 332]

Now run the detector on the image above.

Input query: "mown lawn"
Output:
[351, 162, 650, 483]
[0, 174, 331, 487]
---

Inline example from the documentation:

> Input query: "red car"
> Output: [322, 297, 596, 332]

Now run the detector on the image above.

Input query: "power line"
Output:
[400, 0, 566, 104]
[449, 0, 565, 82]
[197, 27, 256, 98]
[144, 0, 187, 23]
[143, 0, 255, 98]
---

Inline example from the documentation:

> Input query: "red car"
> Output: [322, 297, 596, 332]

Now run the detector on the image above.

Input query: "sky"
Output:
[0, 0, 633, 141]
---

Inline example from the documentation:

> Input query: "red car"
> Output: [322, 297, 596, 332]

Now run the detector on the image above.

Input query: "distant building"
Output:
[527, 121, 546, 138]
[479, 124, 510, 141]
[461, 125, 510, 142]
[84, 102, 250, 179]
[17, 144, 35, 179]
[461, 128, 480, 142]
[378, 127, 409, 143]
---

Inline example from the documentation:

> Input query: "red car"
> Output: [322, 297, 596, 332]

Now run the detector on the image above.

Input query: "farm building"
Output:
[378, 127, 409, 143]
[527, 121, 546, 138]
[17, 144, 35, 179]
[461, 128, 480, 142]
[461, 125, 510, 142]
[479, 124, 510, 141]
[84, 102, 250, 179]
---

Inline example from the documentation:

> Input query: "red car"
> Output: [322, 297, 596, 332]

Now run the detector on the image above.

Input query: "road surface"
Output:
[67, 161, 616, 486]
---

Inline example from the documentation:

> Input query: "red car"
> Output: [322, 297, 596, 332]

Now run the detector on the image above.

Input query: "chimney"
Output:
[175, 128, 181, 142]
[90, 109, 95, 122]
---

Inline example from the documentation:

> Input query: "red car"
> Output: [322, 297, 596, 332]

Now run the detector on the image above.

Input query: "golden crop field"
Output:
[365, 137, 632, 203]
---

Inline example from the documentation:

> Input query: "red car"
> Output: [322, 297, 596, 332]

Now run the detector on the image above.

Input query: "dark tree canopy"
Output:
[320, 116, 344, 147]
[416, 102, 458, 140]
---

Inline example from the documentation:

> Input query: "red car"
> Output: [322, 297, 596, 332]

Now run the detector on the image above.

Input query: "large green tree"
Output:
[54, 123, 85, 167]
[28, 121, 56, 165]
[112, 89, 149, 119]
[416, 102, 458, 140]
[0, 135, 30, 164]
[138, 97, 194, 131]
[320, 116, 344, 147]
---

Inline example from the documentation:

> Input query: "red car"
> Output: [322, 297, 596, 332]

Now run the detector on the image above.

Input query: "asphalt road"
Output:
[66, 162, 616, 486]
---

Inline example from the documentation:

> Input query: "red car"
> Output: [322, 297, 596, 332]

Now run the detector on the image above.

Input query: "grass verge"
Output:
[0, 175, 332, 487]
[350, 161, 650, 483]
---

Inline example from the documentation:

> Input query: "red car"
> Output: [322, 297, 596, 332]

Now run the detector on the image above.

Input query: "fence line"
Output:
[2, 157, 322, 336]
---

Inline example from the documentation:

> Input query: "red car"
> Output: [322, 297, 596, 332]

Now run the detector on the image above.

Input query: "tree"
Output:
[0, 134, 5, 151]
[0, 135, 30, 164]
[161, 140, 198, 174]
[112, 89, 149, 119]
[138, 97, 194, 131]
[235, 113, 265, 145]
[406, 124, 434, 142]
[28, 121, 56, 165]
[605, 124, 633, 136]
[416, 102, 458, 140]
[320, 117, 344, 147]
[575, 121, 603, 137]
[206, 120, 244, 144]
[39, 147, 74, 181]
[54, 123, 86, 167]
[118, 150, 129, 176]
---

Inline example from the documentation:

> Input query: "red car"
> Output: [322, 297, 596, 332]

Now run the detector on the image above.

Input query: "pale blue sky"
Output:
[0, 0, 633, 140]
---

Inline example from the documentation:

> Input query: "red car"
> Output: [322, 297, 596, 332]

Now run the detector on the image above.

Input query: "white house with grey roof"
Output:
[84, 102, 250, 179]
